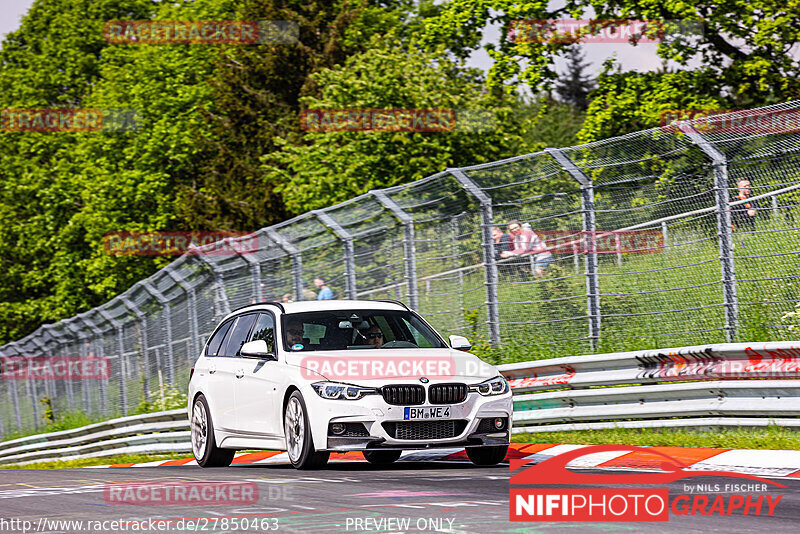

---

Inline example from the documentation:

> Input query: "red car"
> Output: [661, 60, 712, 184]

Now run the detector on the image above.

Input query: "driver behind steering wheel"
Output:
[358, 324, 385, 348]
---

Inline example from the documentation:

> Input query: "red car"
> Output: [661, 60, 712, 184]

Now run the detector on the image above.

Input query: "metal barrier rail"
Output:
[1, 341, 799, 465]
[498, 340, 800, 433]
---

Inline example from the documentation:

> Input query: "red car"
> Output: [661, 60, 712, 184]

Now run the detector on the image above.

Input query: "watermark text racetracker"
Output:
[1, 356, 110, 381]
[105, 481, 258, 505]
[103, 231, 259, 256]
[104, 20, 298, 45]
[0, 516, 279, 533]
[508, 19, 703, 44]
[299, 355, 496, 380]
[300, 108, 499, 133]
[1, 108, 140, 133]
[661, 108, 800, 134]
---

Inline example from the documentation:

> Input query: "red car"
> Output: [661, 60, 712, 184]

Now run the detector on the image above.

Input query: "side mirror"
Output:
[240, 340, 276, 360]
[448, 335, 472, 351]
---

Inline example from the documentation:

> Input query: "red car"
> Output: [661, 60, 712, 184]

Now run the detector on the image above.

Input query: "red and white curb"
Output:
[84, 443, 800, 478]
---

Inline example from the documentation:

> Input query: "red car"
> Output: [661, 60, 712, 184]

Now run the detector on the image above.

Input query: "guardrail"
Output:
[500, 341, 800, 433]
[1, 341, 798, 466]
[0, 409, 189, 466]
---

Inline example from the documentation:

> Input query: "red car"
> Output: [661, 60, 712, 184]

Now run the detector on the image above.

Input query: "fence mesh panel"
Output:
[2, 102, 800, 437]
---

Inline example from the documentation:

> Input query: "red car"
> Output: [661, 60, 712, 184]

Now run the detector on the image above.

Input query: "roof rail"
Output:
[375, 299, 410, 311]
[229, 301, 286, 314]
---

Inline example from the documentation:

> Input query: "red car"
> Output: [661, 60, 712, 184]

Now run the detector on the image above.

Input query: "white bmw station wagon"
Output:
[188, 300, 512, 469]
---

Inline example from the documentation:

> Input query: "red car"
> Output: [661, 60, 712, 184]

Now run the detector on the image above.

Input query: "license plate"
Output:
[404, 406, 451, 420]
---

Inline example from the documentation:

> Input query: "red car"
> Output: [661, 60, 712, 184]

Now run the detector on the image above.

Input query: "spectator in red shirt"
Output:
[500, 220, 553, 276]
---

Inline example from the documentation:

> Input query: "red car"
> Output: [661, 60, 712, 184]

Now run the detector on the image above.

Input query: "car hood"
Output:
[285, 348, 499, 386]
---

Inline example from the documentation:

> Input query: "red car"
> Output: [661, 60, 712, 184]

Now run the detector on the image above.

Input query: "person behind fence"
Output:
[491, 226, 514, 274]
[500, 219, 553, 276]
[731, 178, 757, 233]
[314, 277, 334, 300]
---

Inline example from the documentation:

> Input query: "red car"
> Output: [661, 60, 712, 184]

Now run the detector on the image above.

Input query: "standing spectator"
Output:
[491, 226, 514, 275]
[492, 226, 512, 261]
[302, 288, 318, 300]
[314, 277, 334, 300]
[500, 219, 553, 276]
[281, 293, 293, 303]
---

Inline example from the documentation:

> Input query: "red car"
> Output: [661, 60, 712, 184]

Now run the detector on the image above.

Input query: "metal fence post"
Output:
[77, 313, 108, 417]
[191, 251, 231, 319]
[3, 343, 22, 431]
[120, 294, 150, 403]
[47, 328, 75, 413]
[315, 210, 357, 299]
[64, 319, 91, 416]
[97, 308, 127, 415]
[165, 266, 200, 361]
[449, 169, 501, 346]
[29, 336, 51, 403]
[266, 228, 304, 301]
[546, 148, 601, 350]
[235, 244, 263, 303]
[680, 123, 739, 342]
[141, 281, 175, 387]
[372, 190, 419, 310]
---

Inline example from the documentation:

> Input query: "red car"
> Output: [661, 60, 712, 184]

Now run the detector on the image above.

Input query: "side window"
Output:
[206, 320, 233, 357]
[221, 314, 258, 357]
[250, 313, 275, 354]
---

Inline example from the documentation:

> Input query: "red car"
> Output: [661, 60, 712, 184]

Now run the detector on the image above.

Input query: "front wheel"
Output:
[191, 395, 235, 467]
[466, 445, 508, 466]
[284, 391, 329, 470]
[363, 450, 402, 465]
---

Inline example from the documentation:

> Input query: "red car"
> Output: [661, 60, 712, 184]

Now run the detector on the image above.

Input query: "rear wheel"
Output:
[191, 395, 235, 468]
[466, 445, 508, 466]
[363, 450, 402, 465]
[284, 391, 329, 469]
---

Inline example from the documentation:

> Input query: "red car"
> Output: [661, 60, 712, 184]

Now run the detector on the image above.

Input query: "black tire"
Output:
[466, 445, 508, 466]
[284, 391, 330, 470]
[363, 450, 402, 465]
[191, 394, 235, 468]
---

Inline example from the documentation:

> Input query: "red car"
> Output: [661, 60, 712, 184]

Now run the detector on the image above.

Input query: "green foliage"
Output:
[263, 36, 527, 213]
[0, 452, 187, 469]
[425, 0, 800, 141]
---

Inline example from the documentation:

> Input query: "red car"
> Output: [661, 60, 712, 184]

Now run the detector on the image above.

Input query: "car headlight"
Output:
[311, 382, 377, 400]
[469, 376, 508, 396]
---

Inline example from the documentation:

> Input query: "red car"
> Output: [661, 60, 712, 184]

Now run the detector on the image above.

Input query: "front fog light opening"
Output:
[330, 423, 346, 435]
[493, 417, 505, 430]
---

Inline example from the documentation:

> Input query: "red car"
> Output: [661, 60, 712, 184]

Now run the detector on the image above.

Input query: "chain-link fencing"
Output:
[2, 102, 800, 438]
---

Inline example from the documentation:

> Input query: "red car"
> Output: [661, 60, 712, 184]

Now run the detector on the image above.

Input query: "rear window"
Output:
[206, 319, 232, 357]
[221, 314, 258, 357]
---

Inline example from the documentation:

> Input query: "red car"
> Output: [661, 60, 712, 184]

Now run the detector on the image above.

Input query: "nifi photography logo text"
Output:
[509, 444, 785, 522]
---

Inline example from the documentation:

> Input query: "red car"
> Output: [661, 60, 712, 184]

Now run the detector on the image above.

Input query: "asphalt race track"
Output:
[1, 460, 800, 533]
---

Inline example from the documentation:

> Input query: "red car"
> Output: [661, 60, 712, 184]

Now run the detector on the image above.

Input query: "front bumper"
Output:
[325, 430, 510, 452]
[303, 385, 513, 452]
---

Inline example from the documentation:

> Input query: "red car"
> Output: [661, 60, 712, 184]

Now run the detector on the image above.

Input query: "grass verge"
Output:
[512, 426, 800, 450]
[0, 452, 190, 470]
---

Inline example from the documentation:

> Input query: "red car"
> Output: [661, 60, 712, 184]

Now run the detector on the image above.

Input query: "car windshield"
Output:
[281, 309, 447, 352]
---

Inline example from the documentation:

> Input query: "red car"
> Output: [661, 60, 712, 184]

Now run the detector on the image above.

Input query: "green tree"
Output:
[554, 46, 594, 111]
[425, 1, 800, 140]
[262, 37, 526, 213]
